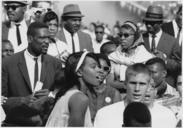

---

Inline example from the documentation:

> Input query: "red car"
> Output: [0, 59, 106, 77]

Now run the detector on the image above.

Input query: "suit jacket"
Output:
[2, 51, 64, 126]
[2, 20, 30, 40]
[161, 21, 175, 37]
[56, 28, 94, 52]
[143, 32, 181, 86]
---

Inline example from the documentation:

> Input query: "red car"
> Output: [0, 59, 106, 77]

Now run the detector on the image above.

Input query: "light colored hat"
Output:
[143, 5, 163, 22]
[4, 1, 28, 5]
[62, 4, 84, 17]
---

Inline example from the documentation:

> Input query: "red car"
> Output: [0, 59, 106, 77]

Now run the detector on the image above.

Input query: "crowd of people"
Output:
[1, 1, 182, 127]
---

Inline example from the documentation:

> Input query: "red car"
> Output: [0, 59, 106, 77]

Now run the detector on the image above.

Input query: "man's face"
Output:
[64, 17, 82, 33]
[29, 28, 50, 56]
[2, 42, 14, 58]
[175, 9, 182, 28]
[4, 2, 26, 22]
[126, 73, 150, 103]
[95, 27, 104, 43]
[145, 21, 162, 34]
[147, 63, 166, 87]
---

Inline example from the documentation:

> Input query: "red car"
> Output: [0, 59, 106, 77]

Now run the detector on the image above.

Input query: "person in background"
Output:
[145, 57, 177, 98]
[107, 25, 121, 46]
[162, 5, 182, 46]
[94, 63, 151, 127]
[92, 25, 109, 53]
[123, 102, 151, 127]
[100, 41, 117, 56]
[2, 22, 64, 126]
[43, 10, 69, 66]
[57, 4, 93, 53]
[108, 21, 153, 95]
[2, 40, 14, 59]
[143, 5, 181, 87]
[46, 51, 95, 127]
[2, 1, 29, 53]
[143, 78, 177, 128]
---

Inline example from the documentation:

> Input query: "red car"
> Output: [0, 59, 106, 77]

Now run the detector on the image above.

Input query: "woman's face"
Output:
[119, 28, 135, 50]
[80, 56, 103, 87]
[99, 58, 110, 81]
[46, 19, 58, 37]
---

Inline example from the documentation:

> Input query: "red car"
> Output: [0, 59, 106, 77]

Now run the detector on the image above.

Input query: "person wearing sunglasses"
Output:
[85, 53, 121, 122]
[2, 1, 29, 53]
[92, 25, 109, 53]
[108, 21, 154, 96]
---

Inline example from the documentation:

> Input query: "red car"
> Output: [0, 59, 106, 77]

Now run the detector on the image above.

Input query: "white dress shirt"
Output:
[63, 28, 80, 53]
[24, 50, 42, 92]
[149, 29, 162, 49]
[8, 19, 28, 53]
[172, 20, 182, 46]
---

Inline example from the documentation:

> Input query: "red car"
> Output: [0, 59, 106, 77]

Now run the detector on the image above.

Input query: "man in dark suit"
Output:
[2, 22, 64, 126]
[57, 4, 93, 53]
[142, 5, 181, 87]
[2, 1, 30, 53]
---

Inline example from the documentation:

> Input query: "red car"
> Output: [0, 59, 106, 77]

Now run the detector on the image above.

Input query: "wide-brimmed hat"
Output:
[4, 1, 28, 5]
[62, 4, 84, 17]
[143, 5, 163, 22]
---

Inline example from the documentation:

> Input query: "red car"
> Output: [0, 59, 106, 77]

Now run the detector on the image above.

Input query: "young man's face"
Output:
[126, 73, 150, 103]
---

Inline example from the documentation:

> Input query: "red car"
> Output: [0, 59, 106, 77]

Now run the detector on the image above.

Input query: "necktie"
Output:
[71, 33, 75, 53]
[15, 24, 22, 46]
[34, 57, 38, 88]
[151, 34, 156, 53]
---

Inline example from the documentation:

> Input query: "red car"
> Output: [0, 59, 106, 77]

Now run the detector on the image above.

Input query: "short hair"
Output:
[145, 57, 167, 71]
[100, 41, 117, 54]
[43, 11, 58, 24]
[125, 63, 151, 81]
[95, 53, 111, 67]
[95, 25, 104, 32]
[177, 5, 182, 14]
[123, 102, 151, 127]
[27, 22, 48, 36]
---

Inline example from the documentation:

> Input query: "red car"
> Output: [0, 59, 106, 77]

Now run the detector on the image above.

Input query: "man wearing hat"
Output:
[2, 1, 29, 53]
[57, 4, 93, 54]
[142, 5, 181, 87]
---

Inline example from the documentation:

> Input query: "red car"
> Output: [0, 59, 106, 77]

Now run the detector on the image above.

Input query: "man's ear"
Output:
[27, 35, 33, 43]
[162, 70, 167, 78]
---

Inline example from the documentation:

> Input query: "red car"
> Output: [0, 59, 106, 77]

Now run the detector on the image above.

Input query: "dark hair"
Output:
[43, 11, 58, 24]
[177, 5, 182, 14]
[95, 53, 111, 67]
[95, 25, 104, 32]
[27, 22, 48, 36]
[120, 21, 140, 41]
[100, 41, 117, 55]
[2, 39, 11, 44]
[145, 57, 167, 71]
[56, 51, 98, 99]
[126, 63, 151, 81]
[123, 102, 151, 127]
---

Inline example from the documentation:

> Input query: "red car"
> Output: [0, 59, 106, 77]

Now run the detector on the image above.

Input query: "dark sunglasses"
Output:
[95, 31, 104, 34]
[101, 66, 110, 72]
[4, 5, 23, 11]
[118, 33, 134, 38]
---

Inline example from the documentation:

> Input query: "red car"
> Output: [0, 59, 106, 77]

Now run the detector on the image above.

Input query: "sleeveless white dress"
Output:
[46, 88, 92, 127]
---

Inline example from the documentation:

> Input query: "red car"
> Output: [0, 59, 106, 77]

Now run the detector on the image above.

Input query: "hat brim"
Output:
[4, 1, 28, 5]
[62, 14, 84, 18]
[143, 17, 163, 22]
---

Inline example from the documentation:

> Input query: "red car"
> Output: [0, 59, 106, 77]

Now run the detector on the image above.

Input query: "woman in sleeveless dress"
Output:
[46, 51, 103, 127]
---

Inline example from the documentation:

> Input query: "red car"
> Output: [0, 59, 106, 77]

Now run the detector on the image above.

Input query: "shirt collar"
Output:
[25, 49, 42, 60]
[149, 29, 162, 38]
[11, 19, 26, 27]
[63, 27, 77, 36]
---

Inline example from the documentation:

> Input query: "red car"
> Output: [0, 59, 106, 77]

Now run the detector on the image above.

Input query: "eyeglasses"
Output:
[95, 31, 104, 34]
[4, 5, 23, 11]
[118, 33, 135, 38]
[101, 66, 110, 72]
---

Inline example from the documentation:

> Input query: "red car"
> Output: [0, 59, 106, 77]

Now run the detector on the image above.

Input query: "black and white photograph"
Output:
[1, 0, 182, 127]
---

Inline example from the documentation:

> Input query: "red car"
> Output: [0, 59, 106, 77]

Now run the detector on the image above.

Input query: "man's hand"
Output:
[153, 50, 167, 61]
[1, 96, 8, 105]
[33, 89, 49, 99]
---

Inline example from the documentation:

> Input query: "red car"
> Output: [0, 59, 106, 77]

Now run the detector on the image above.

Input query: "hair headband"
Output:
[123, 22, 137, 32]
[75, 50, 89, 72]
